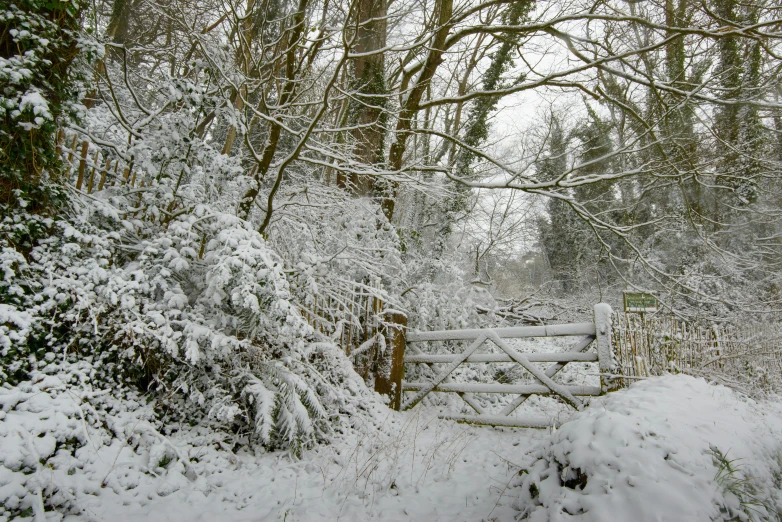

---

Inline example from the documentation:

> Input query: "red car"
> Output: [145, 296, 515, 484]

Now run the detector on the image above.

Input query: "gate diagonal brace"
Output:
[457, 392, 486, 415]
[405, 340, 485, 414]
[487, 332, 584, 411]
[500, 334, 595, 416]
[402, 334, 488, 411]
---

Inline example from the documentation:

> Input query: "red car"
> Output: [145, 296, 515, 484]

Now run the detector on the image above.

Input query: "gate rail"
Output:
[399, 304, 616, 427]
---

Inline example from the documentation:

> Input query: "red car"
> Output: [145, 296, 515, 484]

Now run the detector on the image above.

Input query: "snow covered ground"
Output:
[3, 374, 782, 521]
[515, 375, 782, 521]
[1, 376, 541, 522]
[91, 409, 538, 522]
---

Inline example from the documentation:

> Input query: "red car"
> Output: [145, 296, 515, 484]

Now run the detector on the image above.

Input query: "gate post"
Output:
[594, 303, 619, 392]
[374, 312, 407, 411]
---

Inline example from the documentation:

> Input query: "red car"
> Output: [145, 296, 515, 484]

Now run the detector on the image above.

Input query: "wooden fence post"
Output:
[97, 159, 110, 191]
[374, 312, 407, 411]
[67, 135, 78, 164]
[87, 150, 99, 193]
[75, 140, 89, 190]
[594, 303, 619, 392]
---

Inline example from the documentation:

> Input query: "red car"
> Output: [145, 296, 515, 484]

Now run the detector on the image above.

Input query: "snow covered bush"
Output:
[0, 362, 158, 520]
[0, 190, 389, 519]
[513, 375, 782, 521]
[0, 196, 369, 455]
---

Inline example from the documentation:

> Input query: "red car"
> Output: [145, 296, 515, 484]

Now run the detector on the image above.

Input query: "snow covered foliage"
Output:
[0, 362, 159, 520]
[0, 0, 86, 205]
[513, 375, 782, 521]
[0, 197, 375, 456]
[0, 355, 382, 521]
[266, 188, 404, 336]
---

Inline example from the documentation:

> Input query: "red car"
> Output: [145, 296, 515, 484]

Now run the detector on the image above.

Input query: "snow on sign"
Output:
[623, 292, 658, 313]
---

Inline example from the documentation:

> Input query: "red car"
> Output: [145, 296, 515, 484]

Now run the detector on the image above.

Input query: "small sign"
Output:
[623, 292, 658, 313]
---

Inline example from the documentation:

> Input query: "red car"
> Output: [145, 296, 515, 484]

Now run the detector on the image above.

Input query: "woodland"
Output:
[2, 0, 782, 519]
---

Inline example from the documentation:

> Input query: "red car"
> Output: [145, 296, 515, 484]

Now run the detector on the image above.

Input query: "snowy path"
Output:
[75, 409, 545, 522]
[64, 336, 582, 522]
[8, 373, 782, 521]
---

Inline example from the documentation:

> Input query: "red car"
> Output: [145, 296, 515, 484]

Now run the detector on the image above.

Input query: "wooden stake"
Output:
[111, 161, 119, 186]
[67, 135, 78, 164]
[87, 150, 99, 193]
[75, 141, 89, 190]
[97, 159, 111, 191]
[198, 234, 207, 259]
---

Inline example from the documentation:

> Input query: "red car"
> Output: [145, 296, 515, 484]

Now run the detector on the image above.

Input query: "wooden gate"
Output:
[399, 304, 615, 427]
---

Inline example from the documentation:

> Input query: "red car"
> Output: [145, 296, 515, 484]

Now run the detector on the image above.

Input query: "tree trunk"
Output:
[384, 0, 454, 222]
[338, 0, 388, 196]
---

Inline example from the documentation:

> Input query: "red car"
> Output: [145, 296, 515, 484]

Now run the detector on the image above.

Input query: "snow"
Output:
[0, 303, 32, 352]
[5, 368, 782, 522]
[6, 366, 782, 522]
[79, 411, 536, 522]
[18, 90, 52, 127]
[514, 374, 782, 521]
[0, 374, 538, 522]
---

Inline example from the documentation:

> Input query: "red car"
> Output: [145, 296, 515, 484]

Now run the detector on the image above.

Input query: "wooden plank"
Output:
[404, 352, 598, 364]
[402, 382, 602, 395]
[457, 393, 486, 415]
[406, 322, 596, 342]
[439, 414, 558, 429]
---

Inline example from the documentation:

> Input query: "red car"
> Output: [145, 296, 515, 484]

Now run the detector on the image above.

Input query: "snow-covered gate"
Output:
[399, 304, 616, 427]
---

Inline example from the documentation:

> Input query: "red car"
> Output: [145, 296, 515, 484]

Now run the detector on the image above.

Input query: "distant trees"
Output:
[515, 0, 782, 315]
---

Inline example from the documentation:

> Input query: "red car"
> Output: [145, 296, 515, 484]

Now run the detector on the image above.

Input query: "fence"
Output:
[295, 277, 407, 404]
[56, 131, 143, 192]
[612, 313, 782, 395]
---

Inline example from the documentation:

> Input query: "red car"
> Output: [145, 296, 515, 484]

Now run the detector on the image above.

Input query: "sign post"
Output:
[623, 292, 658, 314]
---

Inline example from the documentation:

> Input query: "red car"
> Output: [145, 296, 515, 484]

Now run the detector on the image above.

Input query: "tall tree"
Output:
[337, 0, 388, 196]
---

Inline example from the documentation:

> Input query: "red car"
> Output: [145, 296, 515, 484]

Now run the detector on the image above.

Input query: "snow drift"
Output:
[514, 375, 782, 521]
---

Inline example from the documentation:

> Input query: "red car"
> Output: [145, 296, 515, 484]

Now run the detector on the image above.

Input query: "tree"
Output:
[0, 0, 83, 208]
